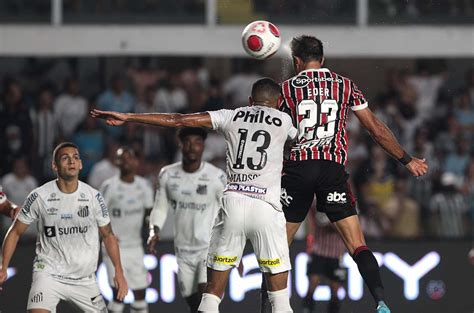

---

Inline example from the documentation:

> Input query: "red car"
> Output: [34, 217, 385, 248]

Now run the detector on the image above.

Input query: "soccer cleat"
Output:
[376, 301, 391, 313]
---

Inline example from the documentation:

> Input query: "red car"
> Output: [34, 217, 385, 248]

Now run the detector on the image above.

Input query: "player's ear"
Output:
[51, 159, 58, 173]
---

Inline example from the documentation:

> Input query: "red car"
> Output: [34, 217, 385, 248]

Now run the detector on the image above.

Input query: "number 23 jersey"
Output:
[280, 68, 368, 165]
[209, 106, 297, 211]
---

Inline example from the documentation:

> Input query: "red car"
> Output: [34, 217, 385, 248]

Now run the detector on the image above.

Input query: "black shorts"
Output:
[281, 159, 357, 223]
[307, 253, 347, 283]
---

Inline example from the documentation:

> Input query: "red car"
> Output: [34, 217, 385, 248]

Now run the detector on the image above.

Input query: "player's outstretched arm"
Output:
[0, 220, 29, 285]
[99, 223, 128, 301]
[91, 109, 213, 129]
[354, 107, 428, 177]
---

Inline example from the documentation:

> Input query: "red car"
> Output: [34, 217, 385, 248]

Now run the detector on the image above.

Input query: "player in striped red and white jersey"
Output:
[274, 35, 429, 313]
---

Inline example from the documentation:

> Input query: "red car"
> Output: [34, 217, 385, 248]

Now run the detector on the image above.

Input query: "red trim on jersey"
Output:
[332, 72, 342, 164]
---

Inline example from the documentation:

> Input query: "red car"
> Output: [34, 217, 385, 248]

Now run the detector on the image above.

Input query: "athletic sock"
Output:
[130, 299, 148, 313]
[352, 246, 385, 305]
[268, 288, 293, 313]
[260, 274, 271, 313]
[198, 293, 221, 313]
[107, 300, 125, 313]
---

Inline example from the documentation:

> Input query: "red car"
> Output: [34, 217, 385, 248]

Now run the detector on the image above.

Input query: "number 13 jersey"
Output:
[279, 68, 368, 165]
[209, 106, 297, 211]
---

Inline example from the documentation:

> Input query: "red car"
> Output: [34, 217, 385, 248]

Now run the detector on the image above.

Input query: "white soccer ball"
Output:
[241, 20, 281, 60]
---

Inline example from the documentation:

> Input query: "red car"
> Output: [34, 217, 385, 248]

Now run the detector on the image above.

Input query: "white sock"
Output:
[130, 299, 148, 313]
[197, 293, 221, 313]
[107, 300, 124, 313]
[268, 288, 293, 313]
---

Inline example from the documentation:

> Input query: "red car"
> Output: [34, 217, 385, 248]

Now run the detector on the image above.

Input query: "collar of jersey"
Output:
[300, 68, 330, 74]
[180, 161, 205, 174]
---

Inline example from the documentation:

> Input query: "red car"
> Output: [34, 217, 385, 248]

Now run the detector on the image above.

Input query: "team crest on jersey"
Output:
[196, 184, 208, 195]
[77, 205, 90, 217]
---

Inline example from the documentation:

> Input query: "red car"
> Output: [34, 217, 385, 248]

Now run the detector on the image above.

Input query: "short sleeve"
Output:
[208, 109, 234, 132]
[283, 114, 297, 140]
[17, 191, 40, 225]
[94, 192, 111, 227]
[349, 81, 368, 111]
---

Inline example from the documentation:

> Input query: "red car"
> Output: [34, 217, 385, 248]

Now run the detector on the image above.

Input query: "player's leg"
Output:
[186, 252, 208, 312]
[328, 281, 342, 313]
[249, 199, 293, 313]
[131, 289, 148, 313]
[178, 255, 201, 312]
[65, 280, 107, 312]
[104, 253, 125, 312]
[27, 272, 62, 313]
[302, 254, 322, 313]
[199, 194, 247, 313]
[185, 281, 206, 313]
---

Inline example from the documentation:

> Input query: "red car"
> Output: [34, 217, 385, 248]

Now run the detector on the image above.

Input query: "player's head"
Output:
[52, 142, 82, 180]
[178, 127, 207, 164]
[249, 78, 281, 109]
[115, 146, 138, 176]
[290, 35, 325, 73]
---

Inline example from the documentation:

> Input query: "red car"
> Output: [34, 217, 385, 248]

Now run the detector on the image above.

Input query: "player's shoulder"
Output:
[134, 175, 153, 189]
[203, 162, 225, 176]
[33, 180, 57, 199]
[78, 181, 101, 198]
[101, 175, 119, 188]
[159, 162, 181, 177]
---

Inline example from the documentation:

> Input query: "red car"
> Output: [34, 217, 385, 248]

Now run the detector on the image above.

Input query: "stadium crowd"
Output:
[0, 58, 472, 240]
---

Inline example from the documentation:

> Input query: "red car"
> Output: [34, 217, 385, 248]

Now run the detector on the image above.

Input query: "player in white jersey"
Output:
[147, 127, 226, 312]
[100, 147, 154, 313]
[0, 142, 128, 313]
[92, 78, 297, 313]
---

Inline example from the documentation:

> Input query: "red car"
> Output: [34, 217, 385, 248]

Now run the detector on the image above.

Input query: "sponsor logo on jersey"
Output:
[280, 188, 293, 207]
[326, 192, 347, 204]
[90, 294, 106, 308]
[229, 173, 260, 183]
[61, 213, 73, 219]
[22, 192, 38, 214]
[232, 110, 282, 126]
[35, 262, 45, 270]
[95, 193, 109, 218]
[291, 74, 343, 88]
[178, 201, 207, 212]
[169, 183, 179, 191]
[30, 292, 43, 303]
[78, 192, 89, 202]
[112, 208, 121, 217]
[196, 184, 207, 195]
[46, 207, 58, 216]
[258, 258, 281, 267]
[227, 183, 267, 195]
[47, 193, 60, 202]
[77, 205, 90, 217]
[44, 225, 89, 237]
[213, 255, 238, 265]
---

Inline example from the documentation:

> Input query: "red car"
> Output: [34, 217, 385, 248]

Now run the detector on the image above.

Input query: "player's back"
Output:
[209, 106, 296, 211]
[280, 68, 368, 165]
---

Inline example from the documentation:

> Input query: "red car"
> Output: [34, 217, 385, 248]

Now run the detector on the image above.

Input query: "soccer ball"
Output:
[241, 21, 281, 60]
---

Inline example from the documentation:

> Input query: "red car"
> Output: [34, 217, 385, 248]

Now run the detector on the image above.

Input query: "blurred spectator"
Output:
[54, 77, 88, 140]
[202, 79, 225, 112]
[0, 78, 33, 176]
[87, 141, 119, 189]
[435, 115, 462, 154]
[73, 115, 106, 180]
[154, 73, 189, 113]
[461, 160, 474, 226]
[30, 87, 57, 181]
[429, 172, 469, 238]
[379, 178, 421, 238]
[96, 74, 135, 138]
[127, 60, 162, 102]
[453, 90, 474, 137]
[223, 60, 261, 108]
[443, 138, 470, 177]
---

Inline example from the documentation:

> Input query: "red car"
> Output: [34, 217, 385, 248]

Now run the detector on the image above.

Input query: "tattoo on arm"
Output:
[100, 223, 115, 239]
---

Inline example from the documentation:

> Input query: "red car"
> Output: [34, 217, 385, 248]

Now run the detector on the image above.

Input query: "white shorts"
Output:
[103, 245, 149, 290]
[176, 248, 208, 298]
[27, 271, 107, 312]
[207, 193, 291, 274]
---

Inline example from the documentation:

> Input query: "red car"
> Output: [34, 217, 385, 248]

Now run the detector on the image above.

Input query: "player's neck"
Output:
[302, 61, 323, 71]
[120, 173, 135, 183]
[182, 160, 202, 173]
[56, 178, 79, 194]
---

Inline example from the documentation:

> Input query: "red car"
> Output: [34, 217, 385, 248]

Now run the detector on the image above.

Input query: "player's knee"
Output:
[107, 300, 125, 312]
[130, 299, 148, 313]
[268, 288, 293, 313]
[198, 293, 221, 313]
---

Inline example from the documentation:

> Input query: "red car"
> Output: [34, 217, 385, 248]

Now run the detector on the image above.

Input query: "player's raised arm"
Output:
[99, 223, 128, 301]
[353, 107, 428, 177]
[91, 109, 213, 129]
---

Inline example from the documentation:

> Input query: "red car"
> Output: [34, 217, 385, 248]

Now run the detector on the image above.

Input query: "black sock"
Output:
[328, 298, 341, 313]
[260, 273, 271, 313]
[185, 293, 201, 313]
[352, 246, 385, 305]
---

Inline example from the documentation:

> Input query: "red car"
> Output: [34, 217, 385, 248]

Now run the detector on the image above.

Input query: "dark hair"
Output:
[52, 142, 79, 164]
[177, 127, 208, 141]
[290, 35, 324, 63]
[251, 78, 281, 103]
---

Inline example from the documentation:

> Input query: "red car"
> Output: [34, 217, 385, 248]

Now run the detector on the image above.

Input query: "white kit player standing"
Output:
[92, 77, 297, 313]
[0, 142, 128, 313]
[147, 127, 226, 313]
[100, 147, 154, 313]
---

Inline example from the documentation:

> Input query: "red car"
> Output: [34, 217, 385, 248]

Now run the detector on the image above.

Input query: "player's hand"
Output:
[405, 157, 428, 177]
[147, 234, 160, 255]
[90, 109, 127, 126]
[0, 267, 8, 286]
[237, 260, 244, 277]
[113, 270, 128, 301]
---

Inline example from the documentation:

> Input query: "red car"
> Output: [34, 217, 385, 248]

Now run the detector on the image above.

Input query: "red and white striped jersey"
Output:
[313, 224, 346, 259]
[279, 68, 368, 165]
